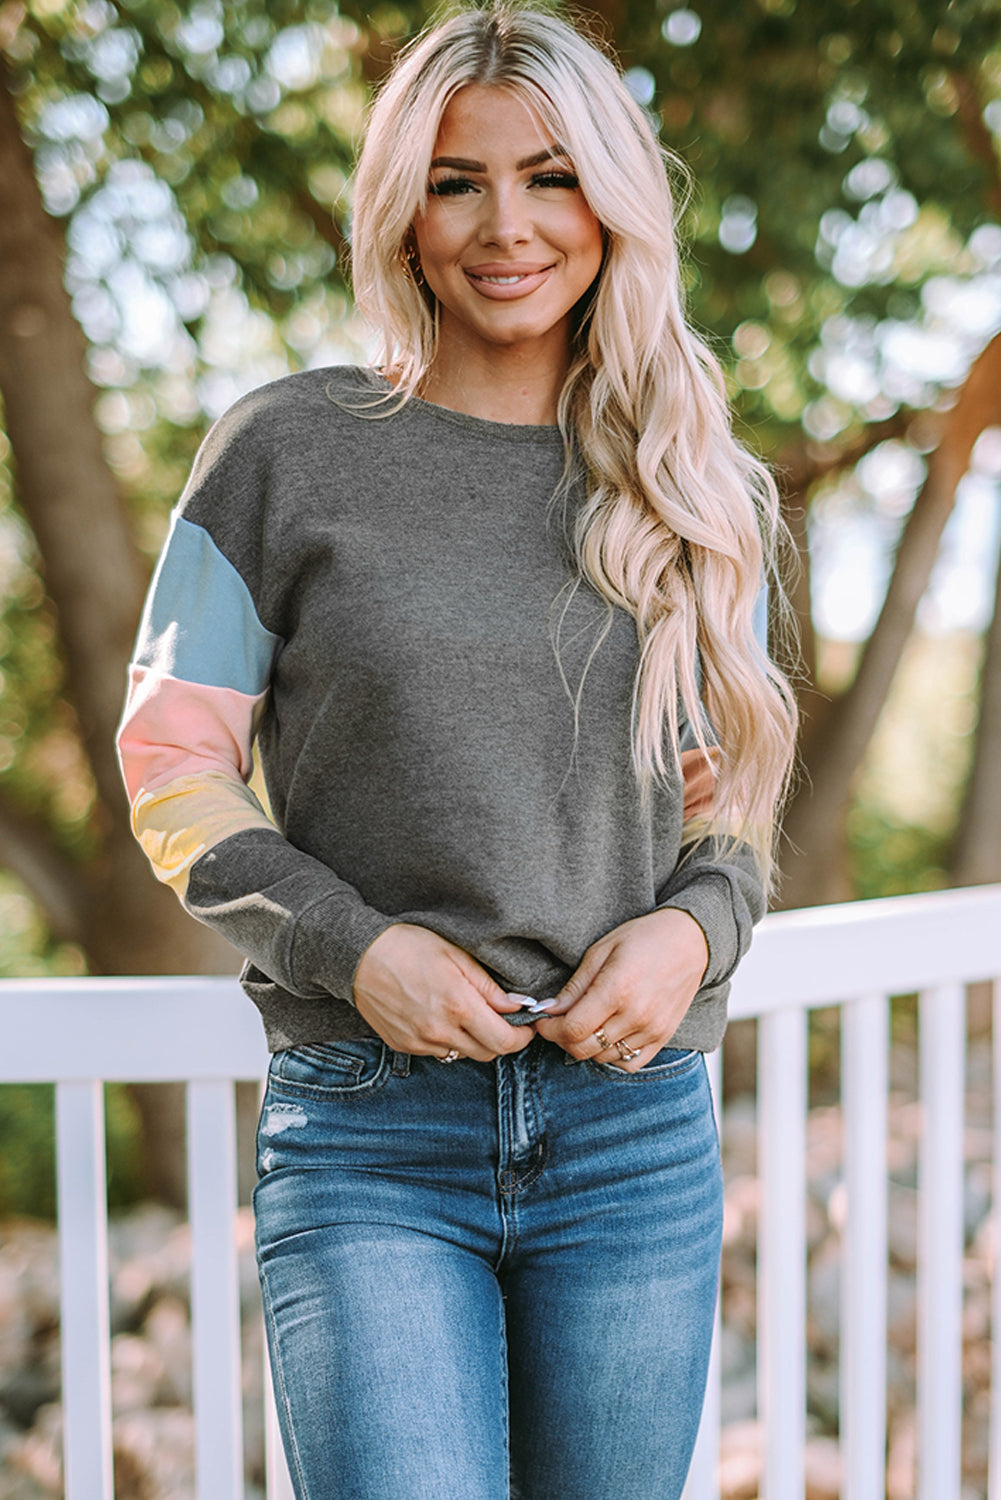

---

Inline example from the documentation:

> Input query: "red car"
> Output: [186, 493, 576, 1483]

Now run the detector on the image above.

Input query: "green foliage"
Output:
[8, 0, 364, 322]
[0, 0, 993, 1222]
[4, 0, 997, 462]
[0, 1083, 145, 1220]
[614, 0, 1001, 451]
[0, 874, 83, 977]
[2, 0, 995, 552]
[0, 1086, 55, 1219]
[0, 426, 97, 852]
[0, 0, 999, 970]
[846, 799, 952, 900]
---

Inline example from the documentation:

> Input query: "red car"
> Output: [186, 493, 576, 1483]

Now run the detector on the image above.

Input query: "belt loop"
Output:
[390, 1050, 411, 1077]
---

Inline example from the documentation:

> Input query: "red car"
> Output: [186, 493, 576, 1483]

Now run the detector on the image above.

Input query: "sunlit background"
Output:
[3, 11, 1001, 1498]
[0, 1, 999, 1044]
[2, 3, 1001, 988]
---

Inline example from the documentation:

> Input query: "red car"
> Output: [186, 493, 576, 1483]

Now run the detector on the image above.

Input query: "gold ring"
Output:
[594, 1028, 611, 1049]
[438, 1049, 460, 1063]
[615, 1041, 641, 1061]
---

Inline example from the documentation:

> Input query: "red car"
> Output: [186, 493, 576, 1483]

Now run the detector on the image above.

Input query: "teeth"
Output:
[480, 274, 524, 284]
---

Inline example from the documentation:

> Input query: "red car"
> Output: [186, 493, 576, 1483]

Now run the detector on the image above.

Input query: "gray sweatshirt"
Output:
[117, 365, 765, 1052]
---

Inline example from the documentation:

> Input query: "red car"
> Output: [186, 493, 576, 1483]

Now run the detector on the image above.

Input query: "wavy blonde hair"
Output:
[350, 2, 798, 886]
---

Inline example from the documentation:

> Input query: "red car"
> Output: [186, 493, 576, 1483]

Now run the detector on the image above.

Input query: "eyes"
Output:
[427, 170, 581, 198]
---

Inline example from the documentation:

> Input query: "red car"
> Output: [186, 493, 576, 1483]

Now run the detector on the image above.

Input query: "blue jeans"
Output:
[253, 1035, 722, 1500]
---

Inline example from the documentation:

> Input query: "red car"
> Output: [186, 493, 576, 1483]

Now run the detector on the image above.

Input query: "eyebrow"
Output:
[428, 146, 570, 172]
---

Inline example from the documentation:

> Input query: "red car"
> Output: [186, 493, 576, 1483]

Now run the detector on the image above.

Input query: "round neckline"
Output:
[367, 370, 565, 445]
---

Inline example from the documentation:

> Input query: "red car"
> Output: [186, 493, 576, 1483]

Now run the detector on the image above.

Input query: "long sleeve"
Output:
[655, 591, 771, 1003]
[655, 821, 765, 995]
[116, 401, 396, 1002]
[117, 364, 771, 1056]
[647, 742, 767, 1049]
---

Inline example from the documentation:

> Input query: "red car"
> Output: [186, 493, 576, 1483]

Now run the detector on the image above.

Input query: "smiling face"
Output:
[412, 84, 605, 374]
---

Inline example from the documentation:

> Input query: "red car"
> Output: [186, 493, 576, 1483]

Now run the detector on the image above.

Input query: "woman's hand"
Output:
[352, 923, 535, 1061]
[533, 908, 708, 1071]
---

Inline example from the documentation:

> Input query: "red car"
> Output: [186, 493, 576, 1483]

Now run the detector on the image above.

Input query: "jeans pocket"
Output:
[586, 1046, 702, 1081]
[269, 1038, 391, 1098]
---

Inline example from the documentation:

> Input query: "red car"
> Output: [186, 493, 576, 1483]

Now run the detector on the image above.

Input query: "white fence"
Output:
[2, 883, 1001, 1500]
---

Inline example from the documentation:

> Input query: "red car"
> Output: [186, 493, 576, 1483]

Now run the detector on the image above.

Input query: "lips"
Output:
[463, 263, 555, 299]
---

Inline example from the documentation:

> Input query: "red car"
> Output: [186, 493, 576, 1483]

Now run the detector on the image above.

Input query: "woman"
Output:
[118, 5, 797, 1497]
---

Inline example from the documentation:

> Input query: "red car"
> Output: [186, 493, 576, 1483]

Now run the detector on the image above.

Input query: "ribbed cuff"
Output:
[289, 894, 398, 1005]
[657, 871, 739, 990]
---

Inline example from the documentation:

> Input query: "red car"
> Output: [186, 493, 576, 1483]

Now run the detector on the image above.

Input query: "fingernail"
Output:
[507, 993, 557, 1014]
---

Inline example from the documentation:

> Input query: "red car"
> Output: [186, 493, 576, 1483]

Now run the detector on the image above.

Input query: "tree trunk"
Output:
[778, 331, 1001, 907]
[952, 544, 1001, 886]
[774, 411, 920, 759]
[0, 63, 144, 812]
[0, 56, 236, 961]
[778, 482, 817, 693]
[950, 545, 1001, 1038]
[0, 59, 240, 1203]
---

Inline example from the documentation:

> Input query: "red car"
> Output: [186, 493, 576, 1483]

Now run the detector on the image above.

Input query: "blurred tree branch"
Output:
[952, 538, 1001, 888]
[0, 58, 144, 809]
[780, 330, 1001, 906]
[951, 70, 1001, 219]
[0, 51, 237, 1202]
[0, 0, 998, 1170]
[775, 410, 929, 703]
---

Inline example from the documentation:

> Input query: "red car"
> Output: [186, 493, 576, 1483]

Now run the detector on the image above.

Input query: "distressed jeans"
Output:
[253, 1034, 722, 1500]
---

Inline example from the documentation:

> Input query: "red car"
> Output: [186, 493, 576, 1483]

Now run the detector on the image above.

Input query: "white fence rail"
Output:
[2, 883, 1001, 1499]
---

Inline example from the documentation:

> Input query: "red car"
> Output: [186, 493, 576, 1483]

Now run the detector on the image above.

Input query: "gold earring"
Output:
[403, 241, 425, 287]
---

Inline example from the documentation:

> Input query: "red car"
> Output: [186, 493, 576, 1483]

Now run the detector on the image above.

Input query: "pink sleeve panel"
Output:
[681, 746, 720, 826]
[117, 664, 268, 805]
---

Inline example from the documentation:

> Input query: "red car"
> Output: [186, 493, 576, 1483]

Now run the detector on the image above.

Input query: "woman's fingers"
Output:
[534, 957, 632, 1059]
[541, 927, 669, 1057]
[456, 1000, 535, 1058]
[351, 909, 706, 1065]
[482, 990, 534, 1015]
[595, 1034, 655, 1071]
[541, 1004, 660, 1071]
[537, 999, 654, 1070]
[539, 942, 608, 1017]
[536, 909, 709, 1067]
[352, 922, 533, 1059]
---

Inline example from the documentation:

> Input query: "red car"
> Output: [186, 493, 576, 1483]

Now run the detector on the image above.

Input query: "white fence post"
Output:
[55, 1079, 113, 1500]
[187, 1079, 244, 1500]
[840, 991, 889, 1500]
[757, 1006, 807, 1500]
[917, 982, 966, 1500]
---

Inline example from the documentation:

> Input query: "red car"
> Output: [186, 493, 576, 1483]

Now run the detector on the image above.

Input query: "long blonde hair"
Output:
[350, 2, 798, 886]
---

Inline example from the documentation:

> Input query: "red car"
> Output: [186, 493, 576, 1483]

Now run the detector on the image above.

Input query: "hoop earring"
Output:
[403, 241, 425, 288]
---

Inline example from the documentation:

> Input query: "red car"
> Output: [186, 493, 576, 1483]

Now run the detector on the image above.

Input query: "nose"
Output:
[478, 183, 531, 249]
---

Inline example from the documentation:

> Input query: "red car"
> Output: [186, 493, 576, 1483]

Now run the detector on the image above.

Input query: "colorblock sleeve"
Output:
[117, 508, 395, 1002]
